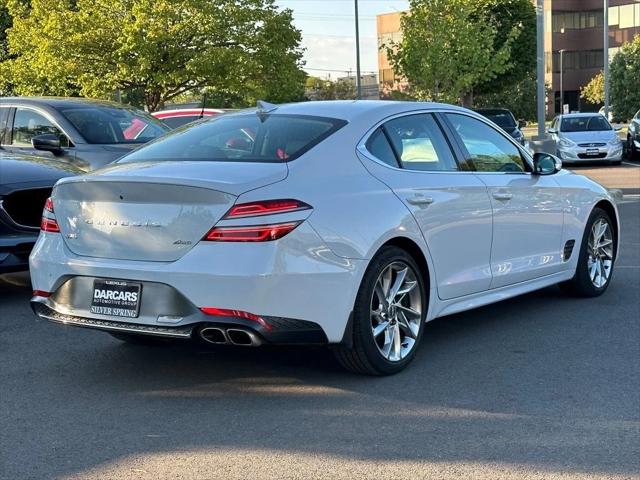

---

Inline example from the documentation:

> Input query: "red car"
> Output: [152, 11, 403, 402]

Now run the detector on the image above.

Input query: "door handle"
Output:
[492, 192, 513, 201]
[407, 195, 434, 206]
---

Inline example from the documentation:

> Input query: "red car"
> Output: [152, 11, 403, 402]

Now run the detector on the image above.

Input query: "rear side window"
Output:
[365, 129, 398, 167]
[120, 114, 347, 163]
[0, 107, 10, 144]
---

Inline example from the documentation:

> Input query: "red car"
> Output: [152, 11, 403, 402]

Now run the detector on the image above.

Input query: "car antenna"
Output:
[256, 100, 277, 122]
[199, 93, 207, 120]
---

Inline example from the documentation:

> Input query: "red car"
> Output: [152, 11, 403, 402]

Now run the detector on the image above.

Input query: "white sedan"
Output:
[30, 101, 620, 375]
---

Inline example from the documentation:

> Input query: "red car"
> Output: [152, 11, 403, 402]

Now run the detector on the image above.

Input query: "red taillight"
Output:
[40, 217, 60, 233]
[224, 199, 310, 219]
[32, 290, 51, 298]
[41, 197, 60, 233]
[200, 307, 272, 331]
[204, 222, 300, 242]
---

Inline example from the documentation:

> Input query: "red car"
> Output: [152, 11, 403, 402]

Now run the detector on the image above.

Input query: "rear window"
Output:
[62, 107, 169, 144]
[119, 113, 347, 164]
[161, 116, 201, 129]
[479, 111, 516, 129]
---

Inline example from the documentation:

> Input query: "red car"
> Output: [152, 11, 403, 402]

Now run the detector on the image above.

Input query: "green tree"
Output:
[384, 0, 519, 106]
[472, 0, 536, 96]
[610, 35, 640, 121]
[1, 0, 305, 111]
[305, 76, 355, 100]
[580, 71, 605, 105]
[475, 72, 540, 121]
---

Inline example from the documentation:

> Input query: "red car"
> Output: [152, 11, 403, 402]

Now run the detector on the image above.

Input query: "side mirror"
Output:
[533, 152, 562, 175]
[31, 134, 62, 154]
[547, 128, 558, 134]
[518, 119, 527, 129]
[614, 125, 623, 131]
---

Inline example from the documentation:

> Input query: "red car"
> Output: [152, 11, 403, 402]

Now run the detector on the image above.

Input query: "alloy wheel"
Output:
[370, 261, 422, 362]
[587, 218, 614, 288]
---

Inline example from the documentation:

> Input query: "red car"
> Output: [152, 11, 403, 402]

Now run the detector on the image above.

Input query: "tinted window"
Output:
[365, 128, 398, 167]
[560, 116, 611, 132]
[0, 107, 9, 144]
[447, 113, 526, 173]
[476, 110, 516, 129]
[11, 108, 68, 147]
[383, 114, 457, 171]
[161, 116, 200, 129]
[62, 107, 168, 144]
[120, 114, 346, 163]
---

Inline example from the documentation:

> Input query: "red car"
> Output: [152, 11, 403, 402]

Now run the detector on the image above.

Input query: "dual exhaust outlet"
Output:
[200, 327, 261, 347]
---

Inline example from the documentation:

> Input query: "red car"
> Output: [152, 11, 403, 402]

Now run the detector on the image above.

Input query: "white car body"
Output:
[30, 101, 620, 368]
[549, 113, 624, 163]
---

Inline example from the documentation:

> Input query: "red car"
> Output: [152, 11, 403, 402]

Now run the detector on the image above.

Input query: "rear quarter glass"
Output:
[118, 114, 348, 164]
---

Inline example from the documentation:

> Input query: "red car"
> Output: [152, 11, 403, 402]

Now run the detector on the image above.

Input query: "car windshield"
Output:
[62, 106, 169, 144]
[560, 116, 612, 132]
[477, 110, 516, 129]
[119, 113, 347, 163]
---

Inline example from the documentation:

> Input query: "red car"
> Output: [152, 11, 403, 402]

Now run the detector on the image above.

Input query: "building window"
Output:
[609, 4, 640, 28]
[552, 50, 605, 73]
[552, 10, 603, 32]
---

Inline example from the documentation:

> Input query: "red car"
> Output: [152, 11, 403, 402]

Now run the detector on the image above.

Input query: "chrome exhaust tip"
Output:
[200, 327, 228, 344]
[226, 328, 261, 347]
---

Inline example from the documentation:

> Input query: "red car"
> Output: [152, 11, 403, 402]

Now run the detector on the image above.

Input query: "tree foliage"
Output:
[0, 0, 306, 111]
[475, 72, 541, 121]
[305, 76, 355, 101]
[580, 71, 605, 105]
[610, 35, 640, 121]
[472, 0, 536, 95]
[384, 0, 520, 105]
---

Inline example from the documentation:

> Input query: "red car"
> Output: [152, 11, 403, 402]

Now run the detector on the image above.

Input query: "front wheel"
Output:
[334, 246, 427, 375]
[560, 208, 616, 297]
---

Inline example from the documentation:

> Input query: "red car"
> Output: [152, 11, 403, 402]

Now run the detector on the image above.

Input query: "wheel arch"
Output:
[378, 236, 432, 292]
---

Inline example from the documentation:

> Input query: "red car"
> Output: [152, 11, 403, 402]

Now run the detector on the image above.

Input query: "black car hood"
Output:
[0, 152, 82, 192]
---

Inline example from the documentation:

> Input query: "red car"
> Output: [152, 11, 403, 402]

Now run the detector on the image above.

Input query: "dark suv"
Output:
[627, 109, 640, 160]
[474, 108, 526, 145]
[0, 97, 169, 171]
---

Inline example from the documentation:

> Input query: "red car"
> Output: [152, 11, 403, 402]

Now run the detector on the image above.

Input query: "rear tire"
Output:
[559, 208, 616, 297]
[333, 246, 427, 375]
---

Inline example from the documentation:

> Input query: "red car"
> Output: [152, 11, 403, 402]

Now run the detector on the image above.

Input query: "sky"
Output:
[275, 0, 409, 80]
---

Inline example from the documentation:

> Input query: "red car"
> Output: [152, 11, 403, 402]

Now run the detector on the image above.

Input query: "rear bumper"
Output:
[31, 301, 328, 344]
[29, 223, 365, 343]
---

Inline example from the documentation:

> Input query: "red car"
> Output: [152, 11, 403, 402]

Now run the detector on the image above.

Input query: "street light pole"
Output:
[354, 0, 362, 100]
[536, 0, 545, 138]
[604, 0, 610, 117]
[559, 49, 565, 114]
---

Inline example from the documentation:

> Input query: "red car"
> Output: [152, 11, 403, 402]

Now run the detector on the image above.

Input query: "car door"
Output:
[358, 112, 493, 300]
[5, 106, 74, 162]
[444, 112, 565, 289]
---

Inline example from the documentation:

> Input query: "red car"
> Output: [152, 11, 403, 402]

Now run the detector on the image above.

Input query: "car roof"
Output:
[228, 100, 469, 122]
[474, 108, 512, 114]
[0, 96, 137, 110]
[559, 112, 605, 119]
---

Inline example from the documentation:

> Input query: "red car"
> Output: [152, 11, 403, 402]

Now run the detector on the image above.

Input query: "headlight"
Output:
[608, 136, 622, 146]
[558, 137, 575, 148]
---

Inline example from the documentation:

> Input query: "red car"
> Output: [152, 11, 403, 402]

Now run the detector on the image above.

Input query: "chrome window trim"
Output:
[356, 107, 534, 175]
[0, 104, 74, 148]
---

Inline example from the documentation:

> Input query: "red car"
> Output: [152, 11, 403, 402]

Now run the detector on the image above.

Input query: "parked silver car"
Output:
[548, 113, 623, 164]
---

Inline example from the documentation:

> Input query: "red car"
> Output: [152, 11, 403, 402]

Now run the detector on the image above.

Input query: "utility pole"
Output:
[536, 0, 545, 138]
[604, 0, 610, 118]
[560, 49, 565, 114]
[354, 0, 362, 100]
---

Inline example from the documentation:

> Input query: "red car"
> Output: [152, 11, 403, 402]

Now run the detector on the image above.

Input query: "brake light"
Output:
[200, 307, 272, 331]
[41, 197, 60, 233]
[224, 199, 310, 219]
[204, 222, 300, 242]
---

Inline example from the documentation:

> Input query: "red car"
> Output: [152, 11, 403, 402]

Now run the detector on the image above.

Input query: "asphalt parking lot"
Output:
[1, 170, 639, 480]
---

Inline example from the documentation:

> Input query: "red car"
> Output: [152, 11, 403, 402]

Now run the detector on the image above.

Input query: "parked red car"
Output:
[152, 108, 225, 128]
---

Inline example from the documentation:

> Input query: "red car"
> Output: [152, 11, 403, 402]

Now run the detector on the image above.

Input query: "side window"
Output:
[11, 108, 68, 147]
[446, 113, 526, 173]
[0, 107, 10, 144]
[383, 114, 458, 171]
[365, 128, 398, 167]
